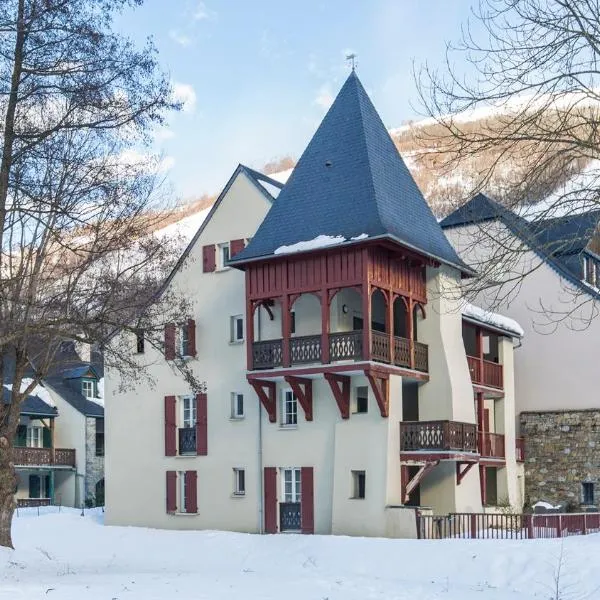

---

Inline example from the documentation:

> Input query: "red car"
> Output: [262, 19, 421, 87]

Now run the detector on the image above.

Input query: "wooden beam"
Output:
[282, 294, 291, 367]
[365, 369, 389, 417]
[284, 376, 313, 421]
[402, 461, 439, 503]
[456, 461, 476, 485]
[324, 372, 350, 419]
[249, 379, 277, 423]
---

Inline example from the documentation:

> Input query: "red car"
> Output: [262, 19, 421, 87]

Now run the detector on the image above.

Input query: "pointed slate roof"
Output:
[439, 193, 503, 229]
[231, 71, 470, 273]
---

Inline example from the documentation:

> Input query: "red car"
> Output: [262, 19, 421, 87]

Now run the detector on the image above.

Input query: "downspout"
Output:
[256, 307, 264, 533]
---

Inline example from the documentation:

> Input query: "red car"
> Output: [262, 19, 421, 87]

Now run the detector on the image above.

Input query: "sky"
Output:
[117, 0, 478, 201]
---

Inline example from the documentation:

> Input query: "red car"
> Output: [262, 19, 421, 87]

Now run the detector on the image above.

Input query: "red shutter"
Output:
[164, 396, 177, 456]
[301, 467, 314, 534]
[195, 392, 207, 456]
[264, 467, 277, 534]
[187, 319, 196, 357]
[185, 470, 198, 513]
[203, 245, 216, 272]
[230, 239, 245, 257]
[166, 471, 177, 513]
[164, 323, 176, 361]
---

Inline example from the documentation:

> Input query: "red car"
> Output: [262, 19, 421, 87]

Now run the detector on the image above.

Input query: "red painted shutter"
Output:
[202, 245, 216, 272]
[164, 323, 176, 361]
[195, 392, 207, 456]
[166, 471, 177, 513]
[301, 467, 314, 534]
[187, 319, 196, 357]
[164, 396, 177, 456]
[230, 239, 245, 257]
[185, 470, 198, 513]
[264, 467, 277, 534]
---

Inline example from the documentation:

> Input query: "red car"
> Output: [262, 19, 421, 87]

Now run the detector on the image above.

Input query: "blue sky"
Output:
[118, 0, 477, 200]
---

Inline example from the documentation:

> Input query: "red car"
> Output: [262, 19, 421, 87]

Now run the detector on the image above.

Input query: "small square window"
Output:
[135, 330, 145, 354]
[82, 380, 95, 398]
[230, 315, 244, 343]
[231, 393, 244, 419]
[582, 481, 595, 505]
[281, 389, 298, 427]
[233, 468, 245, 496]
[354, 386, 368, 414]
[351, 470, 366, 499]
[218, 243, 230, 270]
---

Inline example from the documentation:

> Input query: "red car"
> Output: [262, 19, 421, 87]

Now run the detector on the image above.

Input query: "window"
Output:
[218, 243, 230, 270]
[290, 310, 296, 334]
[281, 389, 298, 427]
[231, 393, 244, 419]
[179, 324, 190, 357]
[26, 426, 43, 448]
[136, 330, 145, 354]
[354, 386, 368, 414]
[583, 255, 598, 287]
[230, 315, 244, 343]
[583, 481, 595, 505]
[233, 468, 245, 496]
[178, 470, 188, 513]
[181, 395, 197, 429]
[82, 380, 95, 398]
[29, 474, 49, 499]
[351, 470, 366, 499]
[95, 418, 105, 457]
[282, 468, 301, 502]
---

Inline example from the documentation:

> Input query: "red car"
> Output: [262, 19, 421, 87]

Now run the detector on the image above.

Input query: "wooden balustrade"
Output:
[393, 336, 410, 368]
[479, 432, 506, 459]
[252, 339, 283, 369]
[329, 331, 362, 361]
[13, 446, 76, 468]
[467, 355, 503, 389]
[414, 341, 429, 372]
[400, 421, 477, 453]
[371, 331, 390, 363]
[516, 437, 525, 462]
[290, 335, 322, 364]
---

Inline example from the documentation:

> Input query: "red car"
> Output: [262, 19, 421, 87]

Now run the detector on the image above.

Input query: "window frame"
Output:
[230, 315, 244, 343]
[179, 324, 190, 357]
[81, 379, 95, 399]
[353, 386, 369, 414]
[181, 395, 197, 429]
[281, 468, 301, 503]
[26, 426, 43, 449]
[218, 242, 231, 271]
[582, 481, 595, 505]
[230, 392, 244, 419]
[281, 388, 298, 428]
[233, 468, 246, 496]
[178, 471, 187, 514]
[351, 470, 366, 499]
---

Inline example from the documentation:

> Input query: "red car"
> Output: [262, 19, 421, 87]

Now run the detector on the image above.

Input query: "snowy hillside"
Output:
[3, 507, 600, 599]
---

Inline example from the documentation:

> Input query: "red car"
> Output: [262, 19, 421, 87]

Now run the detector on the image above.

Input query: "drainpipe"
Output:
[256, 307, 264, 533]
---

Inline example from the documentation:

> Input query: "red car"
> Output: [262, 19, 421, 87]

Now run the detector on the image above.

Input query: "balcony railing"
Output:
[290, 335, 322, 364]
[178, 427, 197, 455]
[17, 498, 51, 508]
[13, 447, 76, 468]
[252, 339, 283, 369]
[329, 331, 362, 361]
[479, 432, 506, 459]
[516, 437, 525, 462]
[400, 421, 478, 453]
[467, 355, 503, 389]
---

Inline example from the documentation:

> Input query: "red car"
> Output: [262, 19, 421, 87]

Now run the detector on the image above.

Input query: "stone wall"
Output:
[84, 416, 104, 506]
[520, 410, 600, 509]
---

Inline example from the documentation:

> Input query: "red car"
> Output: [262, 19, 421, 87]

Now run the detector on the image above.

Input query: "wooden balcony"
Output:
[17, 498, 51, 508]
[479, 432, 505, 459]
[467, 355, 503, 389]
[13, 446, 76, 468]
[400, 421, 478, 453]
[516, 437, 525, 462]
[251, 330, 428, 372]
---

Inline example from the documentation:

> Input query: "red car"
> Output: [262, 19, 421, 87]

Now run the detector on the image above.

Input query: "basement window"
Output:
[351, 470, 366, 499]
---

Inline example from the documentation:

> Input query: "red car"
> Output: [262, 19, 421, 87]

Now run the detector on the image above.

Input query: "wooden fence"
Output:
[417, 512, 600, 540]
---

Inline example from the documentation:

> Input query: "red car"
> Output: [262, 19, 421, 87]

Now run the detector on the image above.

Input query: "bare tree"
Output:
[0, 0, 194, 548]
[417, 0, 600, 320]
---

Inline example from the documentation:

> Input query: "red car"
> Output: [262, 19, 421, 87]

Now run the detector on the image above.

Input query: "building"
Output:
[105, 72, 523, 537]
[442, 193, 600, 510]
[10, 346, 105, 508]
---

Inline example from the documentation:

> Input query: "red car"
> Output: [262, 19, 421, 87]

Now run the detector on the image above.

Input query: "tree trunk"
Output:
[0, 437, 16, 548]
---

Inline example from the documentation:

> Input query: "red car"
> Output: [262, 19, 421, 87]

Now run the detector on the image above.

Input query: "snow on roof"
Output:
[462, 303, 524, 338]
[274, 234, 347, 255]
[5, 377, 56, 407]
[267, 167, 293, 184]
[154, 207, 212, 243]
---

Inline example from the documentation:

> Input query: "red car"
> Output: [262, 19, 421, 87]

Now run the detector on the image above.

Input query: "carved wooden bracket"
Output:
[401, 461, 439, 503]
[249, 379, 277, 423]
[456, 461, 476, 485]
[324, 372, 350, 419]
[365, 369, 389, 417]
[284, 376, 313, 421]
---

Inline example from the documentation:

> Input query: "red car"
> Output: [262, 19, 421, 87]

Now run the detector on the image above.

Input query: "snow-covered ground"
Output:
[2, 508, 600, 599]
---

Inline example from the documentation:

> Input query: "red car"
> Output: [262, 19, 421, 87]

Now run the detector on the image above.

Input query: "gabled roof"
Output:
[62, 365, 99, 380]
[439, 194, 504, 229]
[44, 376, 104, 418]
[3, 387, 57, 418]
[231, 71, 470, 274]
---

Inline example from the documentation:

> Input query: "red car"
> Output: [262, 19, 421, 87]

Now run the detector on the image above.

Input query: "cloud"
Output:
[193, 1, 216, 21]
[314, 84, 334, 110]
[152, 127, 175, 142]
[169, 30, 193, 47]
[172, 82, 197, 113]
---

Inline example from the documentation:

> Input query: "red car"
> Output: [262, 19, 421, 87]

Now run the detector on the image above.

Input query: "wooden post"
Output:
[557, 515, 562, 538]
[479, 464, 487, 507]
[282, 294, 291, 367]
[387, 291, 394, 365]
[476, 325, 484, 383]
[362, 283, 371, 361]
[321, 289, 330, 364]
[526, 514, 534, 539]
[470, 513, 477, 539]
[476, 392, 484, 455]
[407, 298, 414, 369]
[50, 418, 55, 464]
[246, 273, 255, 370]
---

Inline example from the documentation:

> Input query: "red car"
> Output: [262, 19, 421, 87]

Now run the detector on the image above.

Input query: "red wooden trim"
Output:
[230, 238, 245, 257]
[166, 471, 177, 513]
[365, 369, 389, 417]
[202, 244, 216, 272]
[282, 294, 291, 367]
[187, 319, 197, 357]
[456, 461, 476, 485]
[185, 470, 198, 513]
[250, 379, 277, 423]
[324, 372, 350, 419]
[260, 300, 275, 321]
[407, 298, 415, 369]
[400, 451, 480, 462]
[479, 464, 487, 506]
[246, 278, 254, 370]
[320, 289, 330, 363]
[284, 376, 313, 421]
[402, 461, 439, 503]
[196, 392, 208, 455]
[164, 323, 176, 361]
[301, 467, 314, 534]
[164, 395, 177, 456]
[264, 467, 277, 533]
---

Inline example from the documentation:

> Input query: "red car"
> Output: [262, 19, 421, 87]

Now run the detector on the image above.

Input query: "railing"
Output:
[417, 512, 600, 540]
[329, 331, 363, 361]
[479, 432, 505, 459]
[371, 331, 390, 363]
[516, 437, 525, 462]
[13, 447, 76, 468]
[279, 502, 301, 532]
[17, 498, 51, 508]
[466, 355, 503, 389]
[290, 335, 322, 364]
[393, 336, 410, 368]
[400, 421, 478, 453]
[252, 339, 283, 369]
[178, 427, 197, 455]
[414, 341, 429, 372]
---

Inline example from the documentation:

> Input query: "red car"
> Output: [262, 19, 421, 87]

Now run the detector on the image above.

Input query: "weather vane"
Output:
[346, 53, 357, 72]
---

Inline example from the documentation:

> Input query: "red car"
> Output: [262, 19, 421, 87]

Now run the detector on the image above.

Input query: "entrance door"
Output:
[280, 468, 301, 532]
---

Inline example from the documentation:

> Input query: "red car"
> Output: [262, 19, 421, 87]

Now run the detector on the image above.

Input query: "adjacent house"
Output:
[105, 72, 524, 537]
[442, 193, 600, 510]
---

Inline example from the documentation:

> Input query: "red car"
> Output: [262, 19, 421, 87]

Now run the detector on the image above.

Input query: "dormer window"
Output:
[82, 380, 95, 398]
[583, 254, 598, 287]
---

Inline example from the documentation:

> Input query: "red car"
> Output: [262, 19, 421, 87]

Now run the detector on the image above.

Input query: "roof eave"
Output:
[461, 314, 523, 339]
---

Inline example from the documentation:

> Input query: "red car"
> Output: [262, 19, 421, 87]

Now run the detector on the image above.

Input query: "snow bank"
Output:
[533, 501, 562, 510]
[4, 377, 55, 407]
[3, 508, 600, 599]
[462, 303, 525, 337]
